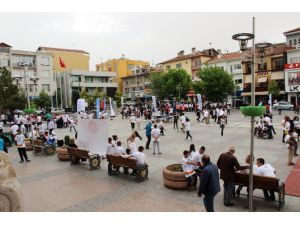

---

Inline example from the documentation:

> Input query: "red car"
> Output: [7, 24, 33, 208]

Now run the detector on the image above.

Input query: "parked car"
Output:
[273, 101, 294, 110]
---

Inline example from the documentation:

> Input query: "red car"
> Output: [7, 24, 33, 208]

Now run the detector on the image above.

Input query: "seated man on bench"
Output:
[256, 158, 276, 201]
[122, 146, 147, 174]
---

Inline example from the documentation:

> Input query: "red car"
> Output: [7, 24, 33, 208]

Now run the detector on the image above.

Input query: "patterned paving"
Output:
[285, 158, 300, 197]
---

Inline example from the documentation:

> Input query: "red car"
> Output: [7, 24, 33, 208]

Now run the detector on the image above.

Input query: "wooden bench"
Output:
[67, 147, 101, 170]
[32, 139, 56, 156]
[234, 171, 285, 210]
[106, 154, 148, 181]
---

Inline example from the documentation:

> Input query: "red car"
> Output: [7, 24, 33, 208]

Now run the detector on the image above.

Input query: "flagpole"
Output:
[60, 72, 63, 110]
[55, 72, 58, 109]
[64, 68, 68, 108]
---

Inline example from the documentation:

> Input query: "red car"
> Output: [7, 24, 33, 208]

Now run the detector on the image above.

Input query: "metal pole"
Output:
[55, 73, 58, 110]
[64, 69, 68, 108]
[249, 16, 256, 211]
[24, 66, 31, 108]
[60, 74, 63, 110]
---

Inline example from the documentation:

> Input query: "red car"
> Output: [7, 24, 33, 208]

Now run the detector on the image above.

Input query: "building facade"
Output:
[284, 48, 300, 105]
[121, 66, 158, 99]
[207, 52, 243, 91]
[284, 27, 300, 48]
[241, 43, 294, 103]
[0, 42, 55, 100]
[159, 48, 217, 79]
[37, 47, 90, 73]
[57, 70, 117, 108]
[96, 55, 149, 92]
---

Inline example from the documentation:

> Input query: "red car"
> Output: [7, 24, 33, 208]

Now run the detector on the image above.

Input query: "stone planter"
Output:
[57, 147, 69, 161]
[162, 164, 188, 190]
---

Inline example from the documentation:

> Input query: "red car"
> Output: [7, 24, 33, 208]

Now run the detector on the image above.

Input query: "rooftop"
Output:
[159, 52, 211, 64]
[207, 52, 242, 64]
[0, 42, 11, 48]
[284, 27, 300, 35]
[37, 46, 89, 54]
[67, 69, 116, 77]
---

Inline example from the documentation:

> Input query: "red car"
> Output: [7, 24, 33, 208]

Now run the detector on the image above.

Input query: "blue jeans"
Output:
[203, 194, 216, 212]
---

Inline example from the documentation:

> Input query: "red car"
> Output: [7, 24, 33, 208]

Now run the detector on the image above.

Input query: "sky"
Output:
[1, 12, 300, 70]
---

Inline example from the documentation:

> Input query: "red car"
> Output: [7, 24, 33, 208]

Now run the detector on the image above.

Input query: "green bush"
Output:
[240, 106, 266, 117]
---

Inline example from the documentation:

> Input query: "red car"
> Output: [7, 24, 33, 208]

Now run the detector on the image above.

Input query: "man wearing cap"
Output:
[217, 145, 249, 206]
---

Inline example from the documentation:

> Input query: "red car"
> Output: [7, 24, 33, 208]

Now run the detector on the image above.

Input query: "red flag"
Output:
[59, 57, 66, 68]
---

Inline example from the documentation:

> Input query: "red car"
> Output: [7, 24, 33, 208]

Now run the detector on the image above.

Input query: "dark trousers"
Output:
[24, 124, 29, 132]
[146, 134, 151, 149]
[187, 174, 197, 187]
[197, 115, 200, 122]
[49, 128, 54, 135]
[203, 194, 216, 212]
[267, 126, 273, 139]
[160, 127, 164, 135]
[223, 180, 235, 205]
[186, 131, 192, 139]
[131, 123, 135, 130]
[173, 121, 178, 129]
[17, 147, 29, 161]
[263, 189, 275, 200]
[220, 125, 224, 136]
[270, 125, 276, 134]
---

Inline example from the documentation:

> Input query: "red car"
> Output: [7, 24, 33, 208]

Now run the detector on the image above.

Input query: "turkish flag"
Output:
[59, 57, 66, 68]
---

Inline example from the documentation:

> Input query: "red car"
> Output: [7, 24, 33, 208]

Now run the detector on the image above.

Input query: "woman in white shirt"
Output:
[185, 118, 192, 140]
[281, 116, 290, 143]
[151, 124, 161, 154]
[181, 150, 197, 190]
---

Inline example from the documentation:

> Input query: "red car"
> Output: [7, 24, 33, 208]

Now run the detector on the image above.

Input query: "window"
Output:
[166, 65, 171, 70]
[290, 57, 300, 63]
[176, 63, 182, 69]
[28, 84, 37, 92]
[289, 40, 293, 46]
[245, 63, 252, 74]
[42, 84, 50, 92]
[127, 64, 133, 70]
[234, 64, 241, 69]
[294, 39, 297, 46]
[125, 88, 129, 94]
[272, 58, 284, 71]
[0, 59, 9, 67]
[235, 79, 242, 84]
[71, 76, 79, 82]
[41, 70, 50, 78]
[41, 56, 50, 66]
[258, 63, 267, 71]
[230, 65, 233, 74]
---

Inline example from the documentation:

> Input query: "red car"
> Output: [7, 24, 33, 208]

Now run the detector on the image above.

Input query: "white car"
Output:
[273, 101, 294, 110]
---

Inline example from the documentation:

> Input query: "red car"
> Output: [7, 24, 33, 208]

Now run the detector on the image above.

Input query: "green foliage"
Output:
[114, 92, 122, 107]
[34, 90, 51, 110]
[0, 67, 27, 111]
[23, 108, 37, 114]
[149, 69, 192, 99]
[91, 88, 107, 106]
[197, 66, 235, 103]
[268, 80, 280, 97]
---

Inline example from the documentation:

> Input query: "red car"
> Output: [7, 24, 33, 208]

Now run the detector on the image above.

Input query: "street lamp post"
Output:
[232, 17, 256, 211]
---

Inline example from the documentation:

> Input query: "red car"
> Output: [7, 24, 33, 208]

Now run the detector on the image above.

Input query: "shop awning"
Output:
[257, 77, 268, 83]
[244, 75, 252, 83]
[271, 72, 284, 80]
[241, 91, 285, 96]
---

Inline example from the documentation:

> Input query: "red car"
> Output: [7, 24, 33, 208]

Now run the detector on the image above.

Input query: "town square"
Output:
[1, 3, 300, 222]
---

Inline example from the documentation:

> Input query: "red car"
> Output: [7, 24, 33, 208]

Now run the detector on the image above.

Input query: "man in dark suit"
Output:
[199, 154, 220, 212]
[217, 146, 249, 207]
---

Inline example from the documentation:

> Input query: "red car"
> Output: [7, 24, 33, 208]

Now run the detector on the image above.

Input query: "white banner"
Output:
[109, 97, 115, 117]
[77, 119, 108, 156]
[77, 98, 86, 113]
[269, 94, 272, 113]
[152, 96, 157, 110]
[197, 94, 202, 110]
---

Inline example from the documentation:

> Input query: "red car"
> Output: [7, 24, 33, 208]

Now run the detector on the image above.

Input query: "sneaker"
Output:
[158, 152, 162, 154]
[288, 162, 295, 166]
[26, 160, 31, 162]
[153, 153, 156, 155]
[19, 160, 24, 163]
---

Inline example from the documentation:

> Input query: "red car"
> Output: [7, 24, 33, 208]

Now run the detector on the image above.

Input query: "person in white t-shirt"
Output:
[127, 136, 137, 155]
[130, 114, 136, 130]
[151, 124, 161, 154]
[182, 150, 197, 190]
[37, 115, 42, 125]
[193, 146, 206, 170]
[185, 118, 192, 140]
[114, 141, 126, 156]
[256, 158, 276, 201]
[10, 123, 19, 137]
[203, 109, 210, 124]
[180, 113, 186, 133]
[106, 137, 114, 155]
[15, 130, 30, 163]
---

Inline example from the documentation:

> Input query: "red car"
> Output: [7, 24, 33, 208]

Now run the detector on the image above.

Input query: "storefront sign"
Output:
[285, 63, 300, 70]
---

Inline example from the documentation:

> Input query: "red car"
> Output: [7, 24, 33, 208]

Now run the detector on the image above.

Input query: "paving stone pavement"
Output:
[6, 109, 300, 211]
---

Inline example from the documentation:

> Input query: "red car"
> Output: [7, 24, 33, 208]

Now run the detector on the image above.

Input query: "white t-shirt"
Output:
[151, 128, 160, 141]
[180, 115, 186, 124]
[264, 116, 272, 126]
[114, 146, 126, 156]
[106, 143, 114, 155]
[204, 110, 209, 118]
[185, 122, 191, 131]
[15, 117, 21, 125]
[240, 165, 258, 174]
[20, 124, 26, 134]
[38, 124, 46, 134]
[181, 157, 195, 177]
[37, 116, 42, 123]
[256, 164, 276, 177]
[15, 134, 25, 147]
[130, 116, 136, 123]
[192, 151, 203, 165]
[132, 151, 145, 165]
[128, 141, 137, 154]
[48, 121, 55, 129]
[11, 124, 19, 135]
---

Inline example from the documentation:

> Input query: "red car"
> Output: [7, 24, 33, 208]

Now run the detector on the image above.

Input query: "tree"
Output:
[150, 69, 192, 99]
[268, 80, 280, 97]
[114, 92, 122, 107]
[0, 67, 27, 111]
[80, 88, 91, 106]
[91, 88, 107, 106]
[197, 66, 235, 103]
[34, 90, 51, 110]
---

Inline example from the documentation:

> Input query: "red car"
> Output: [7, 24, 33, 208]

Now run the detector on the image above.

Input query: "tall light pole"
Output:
[232, 17, 255, 211]
[19, 62, 31, 108]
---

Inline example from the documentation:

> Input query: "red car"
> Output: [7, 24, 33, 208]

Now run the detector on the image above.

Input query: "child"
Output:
[15, 130, 30, 163]
[220, 116, 225, 136]
[158, 120, 165, 136]
[185, 118, 192, 140]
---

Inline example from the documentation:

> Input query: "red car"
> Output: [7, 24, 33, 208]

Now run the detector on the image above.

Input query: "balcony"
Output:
[12, 62, 36, 68]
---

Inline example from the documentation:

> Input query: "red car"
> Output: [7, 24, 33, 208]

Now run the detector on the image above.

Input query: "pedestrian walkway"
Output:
[285, 158, 300, 197]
